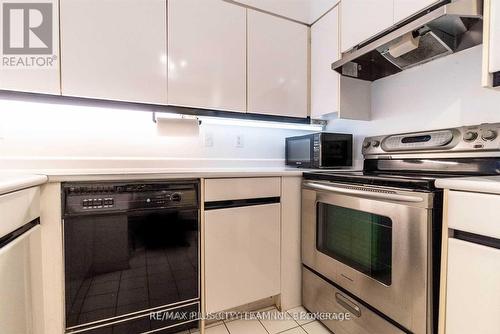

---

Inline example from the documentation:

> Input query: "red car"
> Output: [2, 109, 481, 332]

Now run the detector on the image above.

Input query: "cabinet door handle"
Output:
[335, 293, 361, 318]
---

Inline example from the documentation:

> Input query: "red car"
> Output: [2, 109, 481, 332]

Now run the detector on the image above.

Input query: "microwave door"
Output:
[286, 137, 313, 168]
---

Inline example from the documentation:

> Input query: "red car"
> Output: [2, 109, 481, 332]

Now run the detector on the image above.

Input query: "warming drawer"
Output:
[302, 267, 405, 334]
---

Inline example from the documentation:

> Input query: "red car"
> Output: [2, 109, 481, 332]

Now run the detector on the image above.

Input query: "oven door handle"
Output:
[303, 181, 424, 203]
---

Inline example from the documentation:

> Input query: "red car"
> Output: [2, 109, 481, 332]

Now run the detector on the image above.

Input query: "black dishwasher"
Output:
[62, 180, 200, 334]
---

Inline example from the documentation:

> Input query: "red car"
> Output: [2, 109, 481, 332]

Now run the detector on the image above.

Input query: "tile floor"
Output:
[186, 306, 332, 334]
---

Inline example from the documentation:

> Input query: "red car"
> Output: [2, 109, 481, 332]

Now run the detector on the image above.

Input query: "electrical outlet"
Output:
[236, 135, 244, 148]
[204, 133, 214, 147]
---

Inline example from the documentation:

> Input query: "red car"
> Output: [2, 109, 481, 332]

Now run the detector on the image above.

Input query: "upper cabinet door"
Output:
[489, 0, 500, 73]
[60, 0, 167, 104]
[168, 0, 246, 112]
[247, 10, 308, 118]
[311, 6, 340, 118]
[340, 0, 394, 53]
[0, 0, 60, 94]
[394, 0, 442, 23]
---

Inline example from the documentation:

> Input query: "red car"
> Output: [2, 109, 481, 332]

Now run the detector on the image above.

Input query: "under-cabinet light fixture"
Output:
[152, 112, 325, 131]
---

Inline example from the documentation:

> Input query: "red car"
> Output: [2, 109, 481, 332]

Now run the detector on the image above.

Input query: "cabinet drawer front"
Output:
[205, 177, 280, 202]
[447, 190, 500, 239]
[303, 267, 404, 334]
[0, 187, 40, 238]
[205, 203, 281, 313]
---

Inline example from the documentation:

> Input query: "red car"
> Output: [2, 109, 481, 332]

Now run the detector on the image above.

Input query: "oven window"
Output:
[316, 203, 392, 285]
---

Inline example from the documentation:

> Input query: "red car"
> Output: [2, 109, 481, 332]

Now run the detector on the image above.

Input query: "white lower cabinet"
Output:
[445, 238, 500, 334]
[205, 203, 281, 313]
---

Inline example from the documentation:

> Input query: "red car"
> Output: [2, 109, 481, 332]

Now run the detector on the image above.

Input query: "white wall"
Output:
[327, 46, 500, 168]
[0, 101, 308, 170]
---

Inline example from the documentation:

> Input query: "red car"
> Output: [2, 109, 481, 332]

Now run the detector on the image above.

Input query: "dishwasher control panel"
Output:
[63, 180, 199, 216]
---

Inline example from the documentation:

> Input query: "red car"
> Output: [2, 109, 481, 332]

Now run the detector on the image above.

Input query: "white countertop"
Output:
[436, 175, 500, 195]
[0, 174, 48, 196]
[0, 167, 358, 183]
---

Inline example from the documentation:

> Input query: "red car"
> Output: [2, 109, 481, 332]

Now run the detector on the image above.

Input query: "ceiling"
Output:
[231, 0, 340, 25]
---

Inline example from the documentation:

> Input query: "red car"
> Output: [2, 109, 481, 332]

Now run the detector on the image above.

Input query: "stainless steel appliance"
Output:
[63, 180, 200, 334]
[302, 123, 500, 334]
[332, 0, 483, 81]
[286, 133, 353, 168]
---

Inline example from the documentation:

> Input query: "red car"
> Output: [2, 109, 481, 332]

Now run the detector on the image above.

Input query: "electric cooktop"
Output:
[303, 171, 466, 192]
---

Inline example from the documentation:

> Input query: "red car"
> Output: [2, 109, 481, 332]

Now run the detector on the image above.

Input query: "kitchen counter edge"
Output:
[435, 175, 500, 195]
[0, 174, 49, 195]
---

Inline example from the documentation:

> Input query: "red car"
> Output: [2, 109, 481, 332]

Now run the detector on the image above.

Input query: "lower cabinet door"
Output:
[205, 203, 280, 314]
[445, 238, 500, 334]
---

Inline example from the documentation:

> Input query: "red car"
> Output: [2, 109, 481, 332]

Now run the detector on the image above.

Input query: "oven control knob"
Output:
[372, 140, 380, 148]
[171, 193, 182, 202]
[463, 131, 478, 142]
[362, 141, 371, 149]
[482, 130, 497, 141]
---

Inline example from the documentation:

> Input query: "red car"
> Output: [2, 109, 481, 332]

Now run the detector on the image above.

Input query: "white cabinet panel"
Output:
[60, 0, 167, 104]
[446, 238, 500, 334]
[311, 6, 371, 120]
[248, 10, 308, 118]
[489, 0, 500, 73]
[311, 6, 340, 118]
[0, 0, 60, 94]
[232, 0, 340, 24]
[0, 225, 42, 334]
[340, 0, 394, 53]
[205, 177, 280, 202]
[168, 0, 246, 112]
[394, 0, 441, 24]
[205, 203, 281, 313]
[447, 191, 500, 239]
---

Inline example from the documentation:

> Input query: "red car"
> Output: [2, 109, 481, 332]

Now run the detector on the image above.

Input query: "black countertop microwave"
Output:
[286, 133, 352, 168]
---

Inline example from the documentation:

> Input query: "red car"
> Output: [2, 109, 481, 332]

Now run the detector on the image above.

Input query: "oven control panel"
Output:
[63, 181, 199, 216]
[363, 122, 500, 157]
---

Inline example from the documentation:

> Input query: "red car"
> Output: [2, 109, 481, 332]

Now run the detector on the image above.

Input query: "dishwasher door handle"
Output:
[303, 181, 424, 203]
[335, 293, 362, 318]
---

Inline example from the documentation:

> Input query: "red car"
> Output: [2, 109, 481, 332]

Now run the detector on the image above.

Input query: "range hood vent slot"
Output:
[332, 0, 483, 82]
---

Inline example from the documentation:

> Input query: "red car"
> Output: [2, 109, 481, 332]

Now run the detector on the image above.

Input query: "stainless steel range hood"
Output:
[332, 0, 483, 81]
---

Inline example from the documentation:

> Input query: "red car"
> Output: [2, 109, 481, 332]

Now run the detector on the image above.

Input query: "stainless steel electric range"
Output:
[301, 123, 500, 334]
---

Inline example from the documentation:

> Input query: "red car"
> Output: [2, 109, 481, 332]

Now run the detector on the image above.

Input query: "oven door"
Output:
[302, 180, 434, 334]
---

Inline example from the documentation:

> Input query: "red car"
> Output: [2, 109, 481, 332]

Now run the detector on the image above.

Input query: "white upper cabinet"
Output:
[168, 0, 246, 112]
[489, 0, 500, 73]
[60, 0, 167, 104]
[394, 0, 441, 23]
[340, 0, 394, 53]
[232, 0, 340, 24]
[311, 5, 370, 120]
[247, 10, 308, 118]
[0, 0, 60, 94]
[311, 6, 340, 118]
